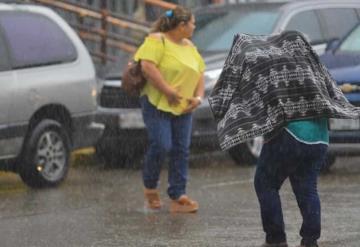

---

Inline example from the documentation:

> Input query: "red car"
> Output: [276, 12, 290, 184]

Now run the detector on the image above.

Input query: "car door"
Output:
[282, 10, 327, 55]
[0, 26, 17, 158]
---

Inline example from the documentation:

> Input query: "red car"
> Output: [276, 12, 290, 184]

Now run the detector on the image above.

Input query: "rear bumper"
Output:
[96, 105, 221, 151]
[329, 130, 360, 143]
[192, 101, 220, 150]
[328, 143, 360, 156]
[72, 111, 105, 149]
[97, 107, 145, 129]
[96, 106, 147, 148]
[329, 130, 360, 156]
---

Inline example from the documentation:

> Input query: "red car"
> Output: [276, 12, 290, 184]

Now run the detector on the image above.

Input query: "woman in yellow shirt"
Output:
[135, 6, 205, 213]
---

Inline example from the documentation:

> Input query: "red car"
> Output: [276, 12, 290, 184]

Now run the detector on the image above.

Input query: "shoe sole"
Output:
[169, 205, 199, 213]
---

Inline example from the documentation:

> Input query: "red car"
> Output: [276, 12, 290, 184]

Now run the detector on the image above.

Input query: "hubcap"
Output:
[35, 130, 66, 181]
[246, 136, 264, 158]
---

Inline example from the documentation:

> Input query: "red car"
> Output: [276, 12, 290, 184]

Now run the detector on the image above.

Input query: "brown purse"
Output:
[121, 36, 165, 96]
[121, 60, 146, 96]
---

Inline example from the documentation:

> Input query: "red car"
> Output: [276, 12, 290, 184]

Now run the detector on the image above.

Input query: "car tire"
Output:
[321, 153, 336, 173]
[19, 119, 70, 188]
[228, 136, 264, 165]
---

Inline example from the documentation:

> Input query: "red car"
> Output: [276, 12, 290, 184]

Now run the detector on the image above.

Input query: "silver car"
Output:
[192, 0, 360, 169]
[0, 3, 104, 187]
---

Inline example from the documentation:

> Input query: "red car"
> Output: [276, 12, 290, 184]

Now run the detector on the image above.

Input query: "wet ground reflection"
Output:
[0, 155, 359, 246]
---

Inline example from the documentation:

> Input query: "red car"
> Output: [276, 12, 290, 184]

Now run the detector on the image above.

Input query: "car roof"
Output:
[282, 0, 360, 10]
[193, 1, 289, 15]
[194, 0, 360, 15]
[0, 2, 54, 14]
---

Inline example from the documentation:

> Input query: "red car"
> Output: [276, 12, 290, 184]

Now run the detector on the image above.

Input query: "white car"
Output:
[0, 3, 104, 187]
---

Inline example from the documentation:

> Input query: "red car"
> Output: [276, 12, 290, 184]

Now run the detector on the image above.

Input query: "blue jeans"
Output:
[140, 96, 192, 200]
[254, 129, 328, 245]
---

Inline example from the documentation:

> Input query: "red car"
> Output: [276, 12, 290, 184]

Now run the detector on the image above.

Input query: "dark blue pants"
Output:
[254, 129, 328, 245]
[140, 96, 192, 200]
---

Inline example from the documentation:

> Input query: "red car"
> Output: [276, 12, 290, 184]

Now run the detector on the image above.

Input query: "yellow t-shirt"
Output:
[134, 36, 206, 115]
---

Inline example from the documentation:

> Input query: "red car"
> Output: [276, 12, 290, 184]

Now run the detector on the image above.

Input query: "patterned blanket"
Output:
[208, 31, 360, 151]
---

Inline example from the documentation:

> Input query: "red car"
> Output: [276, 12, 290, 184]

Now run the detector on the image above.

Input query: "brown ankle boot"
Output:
[170, 195, 199, 213]
[144, 188, 161, 209]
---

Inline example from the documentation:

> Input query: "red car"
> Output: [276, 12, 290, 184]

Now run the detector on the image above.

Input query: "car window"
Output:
[0, 11, 77, 69]
[193, 7, 281, 52]
[339, 25, 360, 52]
[0, 29, 10, 72]
[319, 8, 359, 41]
[284, 10, 324, 44]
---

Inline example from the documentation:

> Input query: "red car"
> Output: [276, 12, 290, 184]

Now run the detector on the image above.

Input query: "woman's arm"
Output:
[183, 73, 205, 113]
[141, 60, 182, 106]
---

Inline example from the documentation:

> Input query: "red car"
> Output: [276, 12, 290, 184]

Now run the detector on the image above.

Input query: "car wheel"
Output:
[228, 136, 264, 165]
[19, 119, 70, 188]
[321, 153, 336, 173]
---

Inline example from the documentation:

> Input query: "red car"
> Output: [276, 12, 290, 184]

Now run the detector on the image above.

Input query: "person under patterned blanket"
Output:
[208, 31, 360, 247]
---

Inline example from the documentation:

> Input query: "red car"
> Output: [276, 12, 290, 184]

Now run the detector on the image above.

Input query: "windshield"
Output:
[339, 25, 360, 52]
[98, 50, 131, 79]
[193, 7, 281, 52]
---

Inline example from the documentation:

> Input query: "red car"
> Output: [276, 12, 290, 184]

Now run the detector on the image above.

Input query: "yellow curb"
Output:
[71, 147, 95, 156]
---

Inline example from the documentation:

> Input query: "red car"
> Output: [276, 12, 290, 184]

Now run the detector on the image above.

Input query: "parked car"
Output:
[192, 0, 360, 165]
[0, 3, 104, 187]
[96, 0, 360, 168]
[319, 23, 360, 169]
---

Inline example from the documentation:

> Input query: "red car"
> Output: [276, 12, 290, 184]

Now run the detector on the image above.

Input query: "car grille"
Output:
[100, 85, 140, 108]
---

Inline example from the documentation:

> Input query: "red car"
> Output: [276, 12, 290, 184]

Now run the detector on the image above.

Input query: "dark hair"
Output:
[151, 6, 192, 33]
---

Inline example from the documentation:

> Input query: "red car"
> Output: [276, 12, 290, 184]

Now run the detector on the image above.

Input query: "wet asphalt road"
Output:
[0, 153, 359, 247]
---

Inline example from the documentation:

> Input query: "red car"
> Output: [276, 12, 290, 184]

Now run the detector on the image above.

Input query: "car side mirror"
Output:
[325, 39, 340, 53]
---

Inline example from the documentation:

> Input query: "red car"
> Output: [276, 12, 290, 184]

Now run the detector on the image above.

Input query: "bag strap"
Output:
[159, 34, 166, 64]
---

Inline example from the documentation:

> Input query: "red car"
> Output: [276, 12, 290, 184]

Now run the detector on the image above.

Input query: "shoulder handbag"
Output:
[122, 60, 145, 96]
[122, 36, 165, 96]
